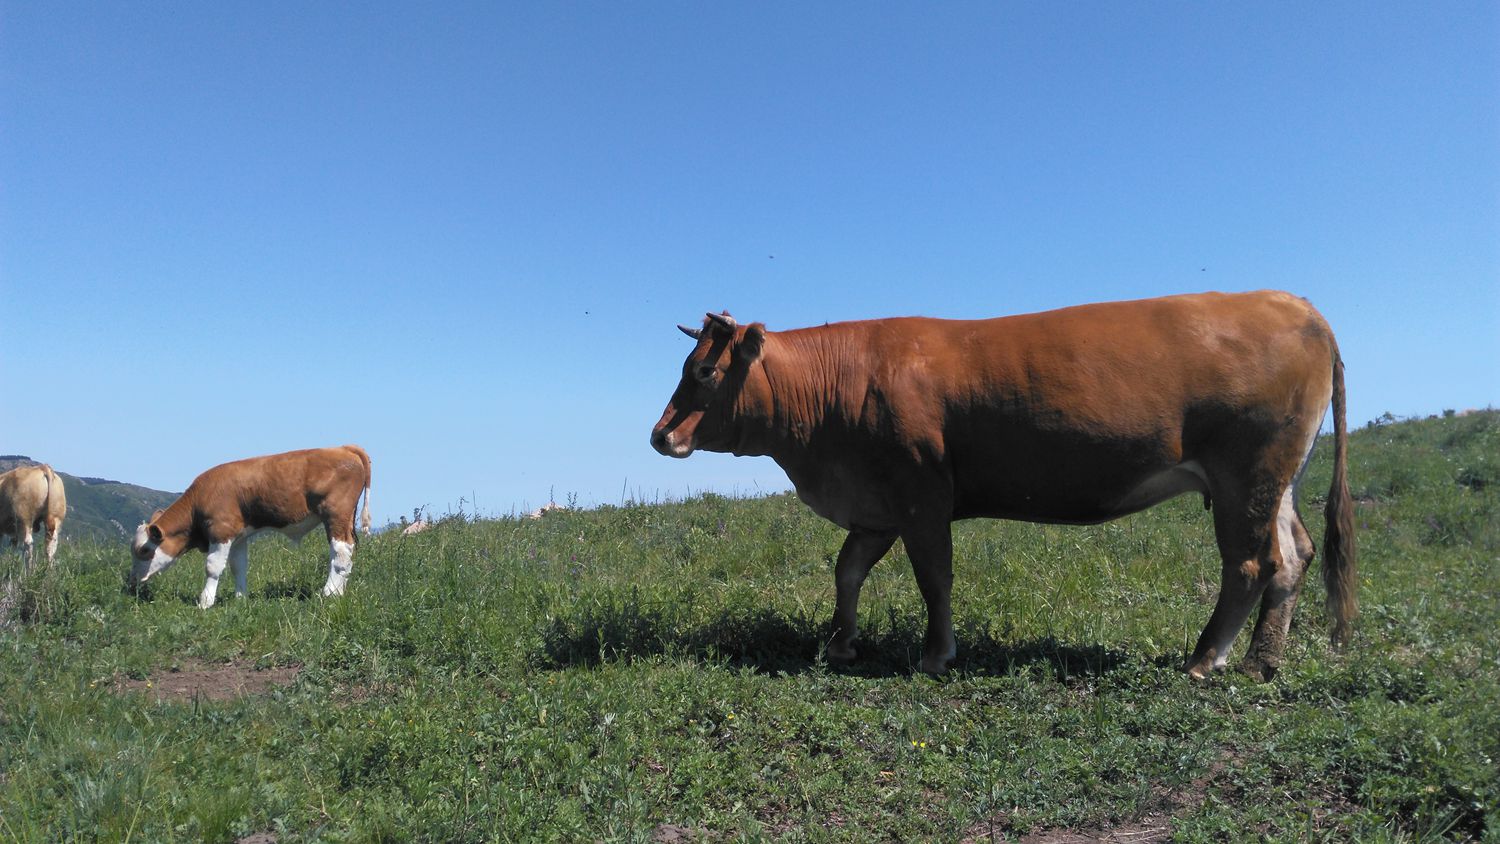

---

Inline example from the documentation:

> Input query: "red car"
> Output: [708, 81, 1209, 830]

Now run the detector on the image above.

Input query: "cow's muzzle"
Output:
[650, 427, 693, 458]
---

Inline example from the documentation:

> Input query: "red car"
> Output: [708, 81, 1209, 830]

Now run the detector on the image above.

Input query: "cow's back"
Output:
[847, 292, 1336, 522]
[183, 447, 366, 533]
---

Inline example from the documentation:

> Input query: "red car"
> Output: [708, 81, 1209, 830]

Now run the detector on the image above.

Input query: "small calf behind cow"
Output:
[131, 445, 372, 608]
[0, 464, 67, 570]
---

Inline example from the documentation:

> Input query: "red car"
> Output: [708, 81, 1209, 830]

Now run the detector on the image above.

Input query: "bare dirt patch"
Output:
[960, 754, 1230, 843]
[960, 815, 1172, 844]
[112, 657, 300, 703]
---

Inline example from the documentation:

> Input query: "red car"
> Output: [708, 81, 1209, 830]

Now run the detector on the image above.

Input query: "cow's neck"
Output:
[153, 497, 197, 556]
[746, 328, 863, 462]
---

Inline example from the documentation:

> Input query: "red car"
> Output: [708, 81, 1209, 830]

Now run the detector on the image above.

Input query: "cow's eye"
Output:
[696, 365, 717, 382]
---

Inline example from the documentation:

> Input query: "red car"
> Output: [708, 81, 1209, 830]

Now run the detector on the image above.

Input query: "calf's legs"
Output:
[229, 538, 251, 598]
[193, 528, 354, 607]
[199, 541, 233, 609]
[322, 537, 355, 597]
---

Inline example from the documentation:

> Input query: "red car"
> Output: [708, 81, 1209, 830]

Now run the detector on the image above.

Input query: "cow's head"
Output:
[651, 311, 766, 458]
[130, 509, 178, 583]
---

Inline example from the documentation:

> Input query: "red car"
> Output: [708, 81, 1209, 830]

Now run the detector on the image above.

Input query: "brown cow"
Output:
[651, 291, 1356, 681]
[0, 464, 67, 569]
[130, 446, 372, 609]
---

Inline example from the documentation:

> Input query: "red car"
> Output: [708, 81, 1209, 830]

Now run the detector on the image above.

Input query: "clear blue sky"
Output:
[3, 4, 1495, 524]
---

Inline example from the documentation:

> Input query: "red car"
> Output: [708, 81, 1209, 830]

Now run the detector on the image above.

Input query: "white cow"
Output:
[0, 464, 67, 569]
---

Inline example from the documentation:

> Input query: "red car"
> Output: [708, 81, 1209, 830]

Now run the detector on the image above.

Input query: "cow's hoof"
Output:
[1184, 659, 1220, 681]
[918, 655, 953, 675]
[1184, 648, 1233, 680]
[1237, 657, 1277, 683]
[826, 641, 858, 664]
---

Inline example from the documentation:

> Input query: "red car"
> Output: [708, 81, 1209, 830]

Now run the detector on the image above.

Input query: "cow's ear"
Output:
[150, 509, 164, 522]
[737, 323, 766, 363]
[148, 524, 163, 544]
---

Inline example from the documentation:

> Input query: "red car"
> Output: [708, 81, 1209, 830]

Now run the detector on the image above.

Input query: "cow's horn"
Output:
[677, 324, 702, 339]
[706, 312, 737, 332]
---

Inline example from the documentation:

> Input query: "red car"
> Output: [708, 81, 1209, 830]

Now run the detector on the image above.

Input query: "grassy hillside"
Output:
[0, 456, 177, 542]
[0, 411, 1495, 842]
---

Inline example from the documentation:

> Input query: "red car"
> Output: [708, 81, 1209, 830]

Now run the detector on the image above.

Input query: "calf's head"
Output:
[651, 311, 765, 458]
[130, 510, 179, 583]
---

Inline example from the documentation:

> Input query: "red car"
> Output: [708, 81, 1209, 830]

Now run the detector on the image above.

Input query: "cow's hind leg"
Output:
[43, 517, 61, 564]
[20, 525, 35, 573]
[321, 522, 355, 597]
[200, 541, 233, 609]
[1240, 493, 1317, 681]
[827, 529, 897, 664]
[1185, 481, 1281, 680]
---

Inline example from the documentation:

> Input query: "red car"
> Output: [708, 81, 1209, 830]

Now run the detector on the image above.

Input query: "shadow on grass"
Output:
[121, 578, 315, 604]
[119, 573, 197, 607]
[538, 597, 1132, 680]
[259, 580, 316, 600]
[122, 574, 158, 603]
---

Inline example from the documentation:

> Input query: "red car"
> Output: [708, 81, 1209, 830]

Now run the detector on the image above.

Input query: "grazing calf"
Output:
[0, 464, 67, 569]
[131, 446, 372, 608]
[651, 291, 1355, 681]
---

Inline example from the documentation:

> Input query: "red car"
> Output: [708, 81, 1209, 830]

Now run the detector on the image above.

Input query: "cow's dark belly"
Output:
[945, 415, 1206, 524]
[953, 461, 1210, 525]
[783, 456, 1208, 531]
[776, 423, 1210, 531]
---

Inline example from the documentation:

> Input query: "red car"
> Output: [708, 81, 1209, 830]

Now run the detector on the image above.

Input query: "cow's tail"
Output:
[40, 464, 59, 524]
[40, 464, 54, 518]
[1322, 351, 1358, 647]
[25, 463, 59, 568]
[346, 445, 373, 537]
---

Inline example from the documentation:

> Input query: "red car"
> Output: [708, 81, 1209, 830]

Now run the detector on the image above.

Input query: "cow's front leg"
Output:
[199, 541, 232, 609]
[322, 538, 354, 597]
[228, 538, 251, 599]
[827, 529, 897, 664]
[903, 521, 957, 674]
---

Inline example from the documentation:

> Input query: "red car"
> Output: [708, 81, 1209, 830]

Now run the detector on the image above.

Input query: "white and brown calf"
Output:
[131, 446, 372, 608]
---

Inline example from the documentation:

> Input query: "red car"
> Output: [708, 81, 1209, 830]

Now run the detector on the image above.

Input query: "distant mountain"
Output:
[0, 456, 179, 543]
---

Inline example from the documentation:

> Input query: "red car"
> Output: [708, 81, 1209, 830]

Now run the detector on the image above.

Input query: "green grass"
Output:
[1, 411, 1496, 842]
